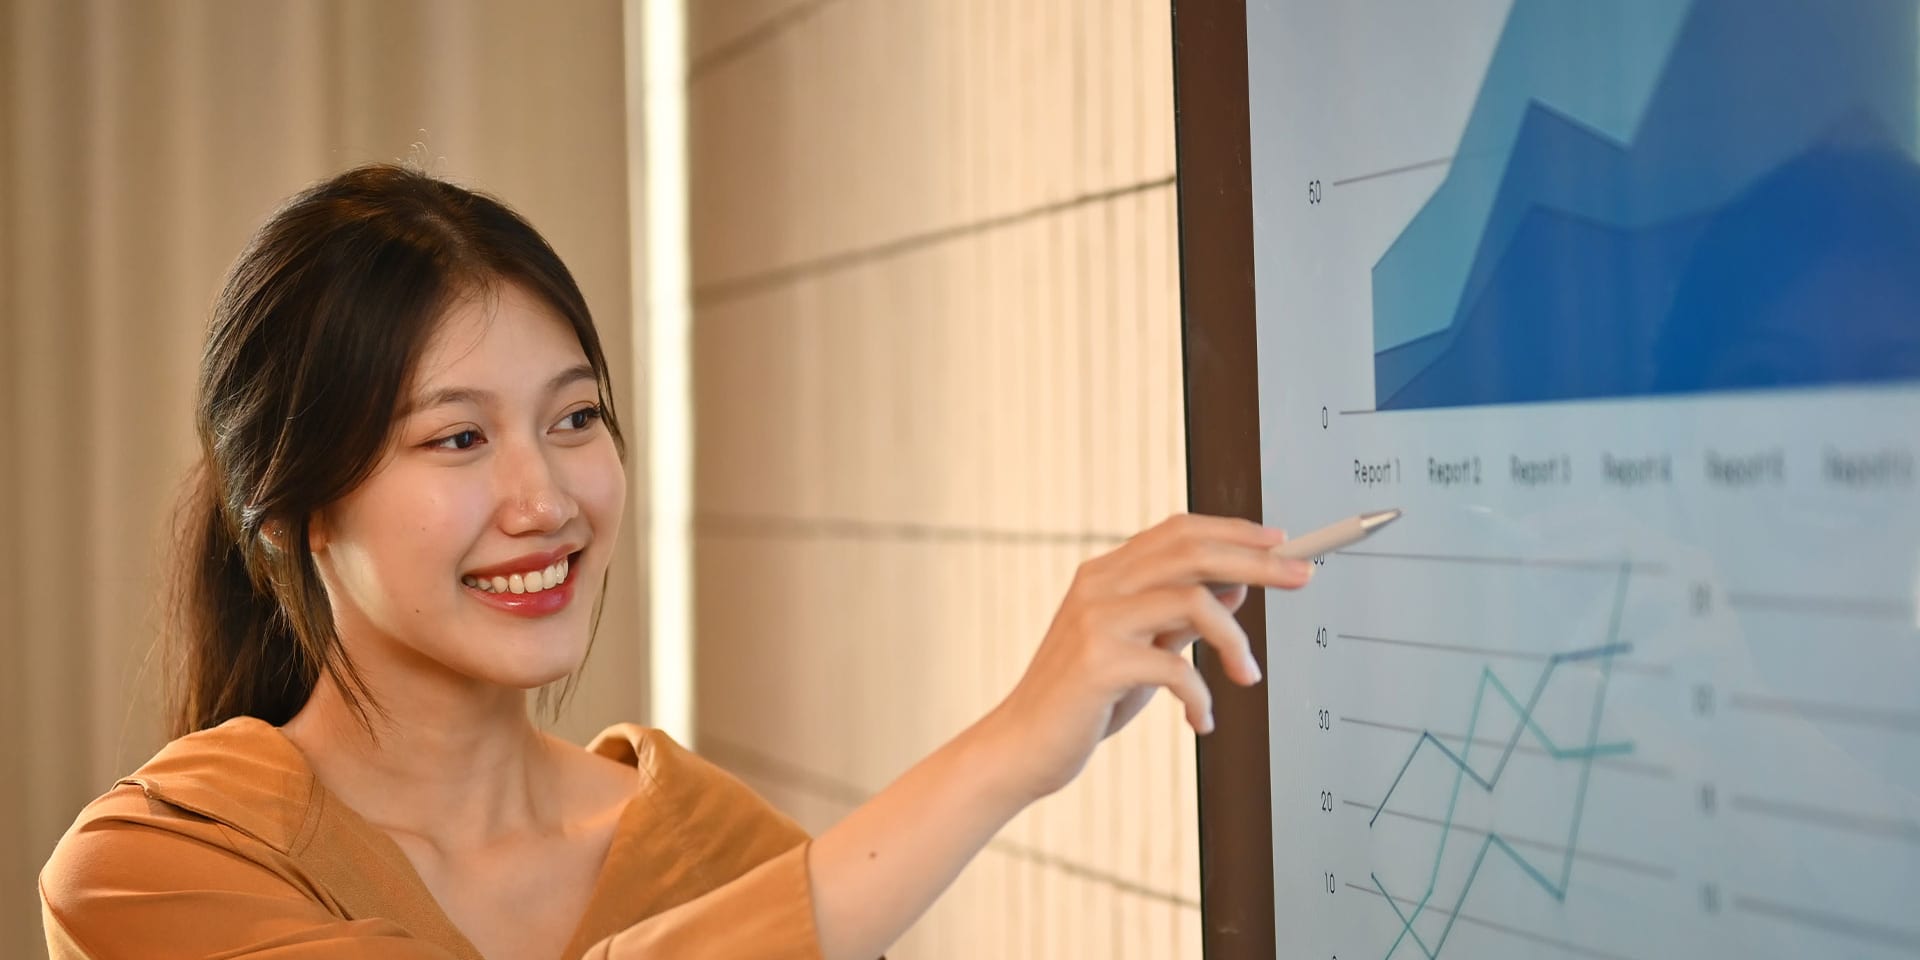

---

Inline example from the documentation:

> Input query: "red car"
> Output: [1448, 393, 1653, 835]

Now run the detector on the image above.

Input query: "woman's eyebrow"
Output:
[547, 363, 597, 395]
[401, 363, 598, 417]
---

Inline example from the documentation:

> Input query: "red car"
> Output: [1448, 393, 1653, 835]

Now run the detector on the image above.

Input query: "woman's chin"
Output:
[462, 639, 590, 691]
[502, 657, 588, 691]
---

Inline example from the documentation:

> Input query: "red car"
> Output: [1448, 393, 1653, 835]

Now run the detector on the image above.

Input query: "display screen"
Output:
[1250, 2, 1920, 957]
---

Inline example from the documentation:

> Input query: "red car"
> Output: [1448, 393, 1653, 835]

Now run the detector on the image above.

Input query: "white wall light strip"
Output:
[624, 0, 693, 744]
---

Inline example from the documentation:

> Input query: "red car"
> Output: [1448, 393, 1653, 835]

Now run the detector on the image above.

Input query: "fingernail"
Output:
[1292, 560, 1315, 580]
[1249, 662, 1264, 684]
[1202, 712, 1216, 734]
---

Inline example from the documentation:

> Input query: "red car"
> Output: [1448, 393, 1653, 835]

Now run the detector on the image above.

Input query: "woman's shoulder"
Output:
[584, 725, 774, 807]
[580, 723, 809, 855]
[40, 718, 323, 937]
[557, 725, 815, 947]
[58, 716, 318, 853]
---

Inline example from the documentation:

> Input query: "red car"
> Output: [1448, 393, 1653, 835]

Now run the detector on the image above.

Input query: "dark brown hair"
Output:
[167, 163, 625, 738]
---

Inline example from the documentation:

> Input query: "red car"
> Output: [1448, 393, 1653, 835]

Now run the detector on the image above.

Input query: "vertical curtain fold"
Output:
[2, 3, 645, 954]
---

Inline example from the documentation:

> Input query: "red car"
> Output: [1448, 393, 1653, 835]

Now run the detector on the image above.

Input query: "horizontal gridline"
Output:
[1344, 799, 1676, 880]
[698, 734, 1199, 911]
[1336, 549, 1670, 575]
[1345, 881, 1641, 960]
[694, 512, 1134, 547]
[1730, 793, 1920, 845]
[1336, 631, 1673, 678]
[1337, 714, 1675, 780]
[1724, 590, 1916, 621]
[692, 175, 1176, 307]
[1727, 692, 1920, 734]
[1734, 894, 1920, 955]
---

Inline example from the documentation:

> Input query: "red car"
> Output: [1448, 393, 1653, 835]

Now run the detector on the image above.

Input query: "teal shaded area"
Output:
[1372, 0, 1920, 409]
[1370, 0, 1693, 355]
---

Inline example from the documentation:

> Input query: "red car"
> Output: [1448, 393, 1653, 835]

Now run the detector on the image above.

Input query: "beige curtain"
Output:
[0, 2, 645, 953]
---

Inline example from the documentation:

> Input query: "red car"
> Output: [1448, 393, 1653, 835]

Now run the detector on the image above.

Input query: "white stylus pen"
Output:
[1271, 508, 1402, 560]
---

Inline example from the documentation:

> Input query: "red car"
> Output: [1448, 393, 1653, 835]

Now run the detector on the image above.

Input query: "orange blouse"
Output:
[39, 717, 823, 958]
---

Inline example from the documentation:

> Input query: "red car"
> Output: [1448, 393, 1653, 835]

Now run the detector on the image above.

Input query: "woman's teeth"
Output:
[462, 556, 570, 594]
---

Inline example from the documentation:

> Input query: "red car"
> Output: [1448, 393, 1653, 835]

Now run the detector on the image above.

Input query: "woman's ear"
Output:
[307, 509, 332, 554]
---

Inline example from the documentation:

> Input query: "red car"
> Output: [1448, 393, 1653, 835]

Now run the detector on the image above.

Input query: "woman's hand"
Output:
[807, 513, 1313, 959]
[982, 513, 1314, 802]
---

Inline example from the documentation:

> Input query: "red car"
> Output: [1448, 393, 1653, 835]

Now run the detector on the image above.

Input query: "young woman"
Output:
[38, 164, 1313, 960]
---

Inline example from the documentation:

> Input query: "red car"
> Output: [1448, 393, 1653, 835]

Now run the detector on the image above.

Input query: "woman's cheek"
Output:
[575, 442, 627, 530]
[402, 478, 491, 568]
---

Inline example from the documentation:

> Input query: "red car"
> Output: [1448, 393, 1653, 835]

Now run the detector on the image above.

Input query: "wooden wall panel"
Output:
[689, 1, 1194, 954]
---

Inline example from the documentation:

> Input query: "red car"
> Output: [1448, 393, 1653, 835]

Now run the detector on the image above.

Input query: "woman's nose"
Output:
[496, 444, 576, 533]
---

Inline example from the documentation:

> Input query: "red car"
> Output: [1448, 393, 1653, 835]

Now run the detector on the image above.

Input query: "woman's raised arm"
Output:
[804, 513, 1314, 960]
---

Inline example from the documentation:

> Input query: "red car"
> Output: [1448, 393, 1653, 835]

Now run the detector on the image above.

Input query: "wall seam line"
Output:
[695, 174, 1176, 308]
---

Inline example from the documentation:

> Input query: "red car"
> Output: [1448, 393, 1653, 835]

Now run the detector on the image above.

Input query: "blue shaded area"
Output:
[1373, 0, 1920, 411]
[1370, 1, 1693, 354]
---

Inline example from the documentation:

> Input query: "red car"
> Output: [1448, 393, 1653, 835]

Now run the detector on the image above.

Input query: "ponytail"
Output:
[166, 463, 312, 738]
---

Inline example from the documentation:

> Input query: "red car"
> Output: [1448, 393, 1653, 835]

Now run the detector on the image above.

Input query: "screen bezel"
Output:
[1171, 1, 1278, 956]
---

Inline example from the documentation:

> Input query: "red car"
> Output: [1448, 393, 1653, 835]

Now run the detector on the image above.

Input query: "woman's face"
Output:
[310, 280, 625, 692]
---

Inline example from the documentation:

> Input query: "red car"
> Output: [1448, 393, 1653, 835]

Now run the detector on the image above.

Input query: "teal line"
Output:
[1370, 564, 1633, 959]
[1373, 872, 1437, 958]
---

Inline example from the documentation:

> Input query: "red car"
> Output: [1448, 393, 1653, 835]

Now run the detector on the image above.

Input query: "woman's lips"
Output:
[465, 573, 575, 617]
[462, 545, 579, 580]
[462, 551, 581, 618]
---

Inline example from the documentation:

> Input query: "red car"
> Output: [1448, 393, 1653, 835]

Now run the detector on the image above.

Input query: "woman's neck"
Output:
[280, 669, 561, 851]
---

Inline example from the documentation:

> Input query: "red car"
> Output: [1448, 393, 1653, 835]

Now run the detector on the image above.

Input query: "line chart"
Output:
[1247, 2, 1920, 955]
[1368, 567, 1632, 959]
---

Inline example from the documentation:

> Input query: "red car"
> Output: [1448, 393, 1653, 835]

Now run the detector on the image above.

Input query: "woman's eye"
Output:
[429, 429, 483, 450]
[556, 405, 605, 432]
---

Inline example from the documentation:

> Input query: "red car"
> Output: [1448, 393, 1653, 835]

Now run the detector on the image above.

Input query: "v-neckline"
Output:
[555, 794, 649, 959]
[268, 723, 645, 960]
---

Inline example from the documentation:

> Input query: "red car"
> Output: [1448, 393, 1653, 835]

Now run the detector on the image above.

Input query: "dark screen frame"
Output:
[1171, 1, 1279, 957]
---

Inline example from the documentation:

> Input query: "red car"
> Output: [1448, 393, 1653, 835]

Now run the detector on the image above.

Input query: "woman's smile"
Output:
[306, 277, 627, 687]
[460, 548, 584, 618]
